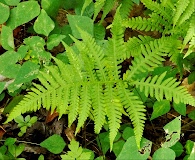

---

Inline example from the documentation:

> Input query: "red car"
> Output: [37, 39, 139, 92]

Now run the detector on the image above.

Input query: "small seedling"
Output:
[0, 137, 25, 160]
[14, 115, 37, 137]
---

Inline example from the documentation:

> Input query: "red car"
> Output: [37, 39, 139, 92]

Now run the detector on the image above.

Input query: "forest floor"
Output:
[0, 2, 195, 160]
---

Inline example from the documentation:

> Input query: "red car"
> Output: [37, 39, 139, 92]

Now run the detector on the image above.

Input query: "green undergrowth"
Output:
[0, 0, 195, 159]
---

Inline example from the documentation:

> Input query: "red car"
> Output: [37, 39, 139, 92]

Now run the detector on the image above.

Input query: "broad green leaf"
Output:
[17, 45, 29, 60]
[96, 132, 110, 154]
[40, 134, 66, 154]
[3, 95, 24, 115]
[38, 155, 44, 160]
[51, 24, 73, 45]
[1, 25, 14, 50]
[116, 136, 152, 160]
[122, 127, 134, 140]
[185, 140, 195, 160]
[34, 9, 55, 36]
[15, 143, 25, 157]
[162, 116, 181, 148]
[113, 140, 125, 157]
[6, 1, 40, 29]
[185, 140, 194, 155]
[188, 110, 195, 120]
[4, 0, 20, 6]
[0, 2, 9, 24]
[5, 137, 16, 146]
[94, 24, 105, 40]
[29, 116, 37, 124]
[170, 142, 183, 157]
[188, 71, 195, 84]
[0, 82, 5, 94]
[67, 15, 93, 39]
[152, 148, 175, 160]
[41, 0, 61, 18]
[0, 50, 21, 78]
[150, 100, 170, 120]
[14, 115, 24, 124]
[8, 61, 39, 92]
[173, 102, 186, 116]
[47, 34, 66, 50]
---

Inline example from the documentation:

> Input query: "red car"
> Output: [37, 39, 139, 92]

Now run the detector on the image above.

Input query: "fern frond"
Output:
[177, 0, 195, 26]
[124, 37, 171, 81]
[124, 13, 165, 32]
[68, 85, 80, 127]
[141, 0, 171, 20]
[134, 72, 195, 106]
[93, 0, 106, 21]
[100, 0, 117, 24]
[77, 28, 108, 81]
[118, 82, 146, 149]
[92, 82, 106, 133]
[69, 35, 98, 81]
[125, 35, 154, 58]
[173, 0, 190, 26]
[76, 84, 91, 134]
[118, 0, 133, 19]
[105, 83, 122, 150]
[61, 42, 84, 82]
[105, 7, 126, 80]
[183, 14, 195, 46]
[81, 0, 92, 16]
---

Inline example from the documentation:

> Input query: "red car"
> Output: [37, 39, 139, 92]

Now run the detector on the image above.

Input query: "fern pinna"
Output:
[5, 5, 195, 150]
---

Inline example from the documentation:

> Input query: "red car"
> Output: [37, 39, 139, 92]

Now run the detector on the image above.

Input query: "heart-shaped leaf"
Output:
[40, 134, 66, 154]
[34, 9, 55, 36]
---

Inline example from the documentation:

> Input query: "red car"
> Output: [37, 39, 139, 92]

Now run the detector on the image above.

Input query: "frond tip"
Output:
[134, 72, 195, 106]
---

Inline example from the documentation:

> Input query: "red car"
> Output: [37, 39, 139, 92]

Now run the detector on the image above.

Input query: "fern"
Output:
[125, 35, 154, 58]
[5, 3, 195, 151]
[133, 72, 195, 105]
[173, 0, 190, 26]
[118, 0, 133, 19]
[174, 0, 195, 26]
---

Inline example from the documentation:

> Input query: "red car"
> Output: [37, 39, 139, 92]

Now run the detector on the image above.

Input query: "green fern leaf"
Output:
[92, 82, 106, 134]
[93, 0, 106, 21]
[76, 84, 91, 134]
[125, 35, 154, 58]
[105, 7, 126, 80]
[118, 0, 133, 19]
[177, 0, 195, 26]
[124, 15, 164, 32]
[134, 72, 195, 106]
[124, 37, 172, 81]
[68, 85, 80, 127]
[100, 0, 117, 24]
[183, 14, 195, 46]
[141, 0, 171, 20]
[105, 83, 122, 150]
[118, 82, 146, 149]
